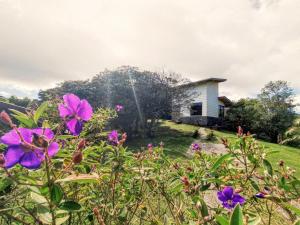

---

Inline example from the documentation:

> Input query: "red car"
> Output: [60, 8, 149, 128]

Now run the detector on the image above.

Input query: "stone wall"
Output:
[177, 115, 223, 127]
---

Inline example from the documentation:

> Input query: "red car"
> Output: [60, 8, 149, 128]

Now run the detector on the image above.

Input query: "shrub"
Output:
[0, 94, 300, 224]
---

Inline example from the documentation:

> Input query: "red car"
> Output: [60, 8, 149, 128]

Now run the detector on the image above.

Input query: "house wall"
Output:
[179, 84, 208, 117]
[179, 82, 219, 118]
[206, 82, 219, 117]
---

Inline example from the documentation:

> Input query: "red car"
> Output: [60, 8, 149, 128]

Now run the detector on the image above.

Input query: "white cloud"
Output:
[0, 0, 299, 109]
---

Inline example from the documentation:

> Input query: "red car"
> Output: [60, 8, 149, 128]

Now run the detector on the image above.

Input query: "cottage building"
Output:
[172, 78, 231, 126]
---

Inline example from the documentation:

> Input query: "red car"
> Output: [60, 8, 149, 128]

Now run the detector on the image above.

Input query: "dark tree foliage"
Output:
[39, 66, 190, 137]
[225, 98, 263, 134]
[7, 96, 33, 108]
[226, 81, 296, 143]
[258, 81, 296, 142]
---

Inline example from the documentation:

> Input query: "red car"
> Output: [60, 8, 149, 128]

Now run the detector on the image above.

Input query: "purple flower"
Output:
[191, 143, 201, 151]
[255, 193, 265, 199]
[147, 143, 153, 149]
[115, 105, 123, 112]
[108, 130, 119, 145]
[0, 128, 59, 169]
[217, 186, 245, 209]
[58, 94, 93, 135]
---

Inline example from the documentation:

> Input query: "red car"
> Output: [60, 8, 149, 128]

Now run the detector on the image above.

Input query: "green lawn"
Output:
[127, 120, 300, 177]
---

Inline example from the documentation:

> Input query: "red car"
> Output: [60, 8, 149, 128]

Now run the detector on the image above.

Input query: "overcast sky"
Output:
[0, 0, 299, 110]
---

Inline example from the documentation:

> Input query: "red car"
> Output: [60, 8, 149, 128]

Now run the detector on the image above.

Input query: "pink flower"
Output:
[58, 94, 93, 135]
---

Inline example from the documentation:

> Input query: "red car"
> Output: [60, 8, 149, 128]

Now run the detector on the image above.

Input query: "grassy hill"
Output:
[127, 120, 300, 177]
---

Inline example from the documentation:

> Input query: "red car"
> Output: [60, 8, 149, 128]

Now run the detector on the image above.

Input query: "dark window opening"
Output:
[190, 103, 202, 116]
[219, 105, 225, 118]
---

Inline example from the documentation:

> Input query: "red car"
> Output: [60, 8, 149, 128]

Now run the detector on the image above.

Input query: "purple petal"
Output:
[233, 194, 246, 205]
[66, 118, 83, 136]
[58, 104, 73, 118]
[77, 99, 93, 121]
[1, 130, 21, 145]
[222, 201, 235, 209]
[223, 186, 234, 199]
[19, 150, 43, 169]
[17, 128, 33, 143]
[4, 146, 24, 168]
[47, 142, 59, 157]
[217, 191, 228, 202]
[1, 128, 32, 146]
[32, 128, 54, 140]
[63, 94, 81, 112]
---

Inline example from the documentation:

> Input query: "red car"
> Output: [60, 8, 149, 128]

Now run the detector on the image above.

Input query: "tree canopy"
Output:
[39, 66, 190, 137]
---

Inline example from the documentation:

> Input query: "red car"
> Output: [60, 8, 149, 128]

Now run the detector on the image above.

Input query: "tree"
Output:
[39, 66, 191, 138]
[7, 96, 32, 108]
[258, 81, 296, 142]
[225, 98, 263, 133]
[282, 117, 300, 147]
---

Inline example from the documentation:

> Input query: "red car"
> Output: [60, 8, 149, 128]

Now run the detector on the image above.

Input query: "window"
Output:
[219, 105, 225, 118]
[190, 102, 202, 116]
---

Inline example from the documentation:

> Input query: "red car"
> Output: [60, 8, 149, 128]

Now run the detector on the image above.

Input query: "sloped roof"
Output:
[218, 96, 232, 107]
[0, 101, 27, 114]
[176, 78, 226, 89]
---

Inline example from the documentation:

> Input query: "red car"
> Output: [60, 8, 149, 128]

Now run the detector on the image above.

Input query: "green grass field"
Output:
[127, 120, 300, 177]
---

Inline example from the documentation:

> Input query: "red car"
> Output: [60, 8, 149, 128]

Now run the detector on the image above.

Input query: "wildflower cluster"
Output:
[0, 94, 300, 225]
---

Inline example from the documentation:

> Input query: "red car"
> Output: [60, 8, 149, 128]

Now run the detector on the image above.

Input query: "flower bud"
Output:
[181, 176, 189, 186]
[72, 151, 83, 164]
[0, 154, 5, 168]
[255, 193, 265, 198]
[237, 126, 243, 136]
[173, 163, 180, 170]
[235, 188, 243, 193]
[77, 139, 86, 151]
[0, 111, 13, 126]
[279, 160, 284, 167]
[118, 133, 127, 145]
[147, 143, 153, 154]
[159, 141, 164, 148]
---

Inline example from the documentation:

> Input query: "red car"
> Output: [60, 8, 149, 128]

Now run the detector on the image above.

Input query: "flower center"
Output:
[227, 200, 233, 206]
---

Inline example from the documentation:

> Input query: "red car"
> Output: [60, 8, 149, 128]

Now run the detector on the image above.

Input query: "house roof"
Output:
[176, 78, 226, 89]
[0, 101, 27, 114]
[218, 96, 232, 107]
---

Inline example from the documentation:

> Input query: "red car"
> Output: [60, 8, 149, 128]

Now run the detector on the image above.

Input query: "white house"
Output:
[172, 78, 232, 126]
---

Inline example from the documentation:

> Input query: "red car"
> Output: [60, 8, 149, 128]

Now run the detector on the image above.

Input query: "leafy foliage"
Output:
[0, 95, 300, 224]
[226, 81, 296, 143]
[38, 66, 191, 138]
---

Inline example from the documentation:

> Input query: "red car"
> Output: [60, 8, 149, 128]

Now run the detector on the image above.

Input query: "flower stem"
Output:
[45, 153, 56, 225]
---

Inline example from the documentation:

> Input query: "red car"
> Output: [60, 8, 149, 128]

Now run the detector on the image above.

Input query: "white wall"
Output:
[179, 82, 220, 118]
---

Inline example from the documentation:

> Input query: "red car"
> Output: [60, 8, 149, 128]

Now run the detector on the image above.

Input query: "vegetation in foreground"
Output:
[128, 120, 300, 177]
[1, 95, 300, 224]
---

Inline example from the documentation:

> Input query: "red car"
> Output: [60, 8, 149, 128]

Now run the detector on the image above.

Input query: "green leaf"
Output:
[250, 179, 260, 192]
[216, 215, 229, 225]
[248, 215, 261, 225]
[9, 109, 28, 118]
[34, 101, 48, 123]
[211, 153, 232, 171]
[55, 215, 70, 225]
[57, 135, 77, 140]
[55, 173, 99, 184]
[37, 205, 52, 224]
[284, 204, 300, 216]
[12, 115, 35, 127]
[50, 184, 63, 205]
[230, 204, 243, 225]
[263, 159, 273, 176]
[30, 192, 48, 206]
[294, 220, 300, 225]
[59, 201, 81, 211]
[200, 199, 209, 218]
[0, 177, 13, 193]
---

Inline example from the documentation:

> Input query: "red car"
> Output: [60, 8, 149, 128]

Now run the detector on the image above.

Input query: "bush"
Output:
[0, 94, 300, 224]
